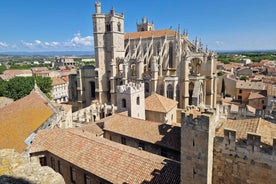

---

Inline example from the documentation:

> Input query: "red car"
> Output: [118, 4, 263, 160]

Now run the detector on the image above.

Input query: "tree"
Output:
[0, 76, 53, 100]
[239, 75, 248, 81]
[35, 76, 53, 99]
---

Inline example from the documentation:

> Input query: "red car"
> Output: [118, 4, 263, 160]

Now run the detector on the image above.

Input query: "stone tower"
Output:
[92, 2, 125, 104]
[116, 82, 145, 120]
[181, 107, 219, 184]
[136, 17, 154, 32]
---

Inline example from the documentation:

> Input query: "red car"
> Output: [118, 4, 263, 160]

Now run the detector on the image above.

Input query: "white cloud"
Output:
[0, 42, 9, 48]
[0, 33, 94, 52]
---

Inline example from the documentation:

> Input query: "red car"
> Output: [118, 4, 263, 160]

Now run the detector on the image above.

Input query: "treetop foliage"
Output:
[0, 76, 52, 100]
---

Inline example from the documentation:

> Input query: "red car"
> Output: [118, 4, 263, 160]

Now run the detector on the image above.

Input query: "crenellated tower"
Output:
[116, 82, 145, 120]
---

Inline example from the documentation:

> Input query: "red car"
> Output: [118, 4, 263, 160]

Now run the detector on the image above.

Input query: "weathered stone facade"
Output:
[92, 3, 217, 109]
[116, 82, 145, 119]
[213, 129, 276, 184]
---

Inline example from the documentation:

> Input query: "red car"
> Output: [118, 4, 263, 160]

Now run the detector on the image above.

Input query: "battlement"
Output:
[116, 82, 144, 94]
[222, 128, 276, 155]
[181, 106, 215, 131]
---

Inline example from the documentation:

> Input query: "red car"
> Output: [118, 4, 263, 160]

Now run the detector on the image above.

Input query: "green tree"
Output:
[0, 76, 53, 100]
[239, 75, 248, 81]
[35, 76, 53, 99]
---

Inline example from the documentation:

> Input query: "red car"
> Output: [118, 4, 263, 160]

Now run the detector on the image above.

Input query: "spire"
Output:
[205, 45, 209, 53]
[195, 36, 198, 51]
[95, 1, 101, 14]
[178, 24, 181, 34]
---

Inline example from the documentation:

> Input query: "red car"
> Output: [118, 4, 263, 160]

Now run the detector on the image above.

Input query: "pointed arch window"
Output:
[117, 22, 121, 32]
[167, 84, 174, 99]
[169, 42, 173, 68]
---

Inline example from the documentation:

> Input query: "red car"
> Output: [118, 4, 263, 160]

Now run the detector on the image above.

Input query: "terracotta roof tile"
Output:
[30, 128, 180, 183]
[248, 92, 265, 99]
[125, 29, 177, 40]
[145, 93, 178, 113]
[51, 77, 66, 86]
[102, 114, 180, 150]
[216, 118, 276, 146]
[0, 92, 54, 152]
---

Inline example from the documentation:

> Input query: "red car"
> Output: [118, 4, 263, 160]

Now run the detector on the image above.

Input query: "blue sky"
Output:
[0, 0, 275, 52]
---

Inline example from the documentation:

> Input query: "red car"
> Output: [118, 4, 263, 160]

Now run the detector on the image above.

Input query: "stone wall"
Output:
[0, 149, 64, 184]
[213, 129, 276, 184]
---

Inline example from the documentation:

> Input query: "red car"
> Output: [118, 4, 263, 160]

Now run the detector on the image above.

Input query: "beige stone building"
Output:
[145, 93, 178, 124]
[92, 2, 217, 109]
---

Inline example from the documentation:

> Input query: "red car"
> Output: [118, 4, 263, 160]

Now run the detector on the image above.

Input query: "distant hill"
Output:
[0, 51, 94, 56]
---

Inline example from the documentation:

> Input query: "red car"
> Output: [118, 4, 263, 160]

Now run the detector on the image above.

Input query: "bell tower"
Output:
[92, 2, 125, 104]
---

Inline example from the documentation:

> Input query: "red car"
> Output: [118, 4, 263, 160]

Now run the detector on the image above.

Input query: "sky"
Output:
[0, 0, 275, 52]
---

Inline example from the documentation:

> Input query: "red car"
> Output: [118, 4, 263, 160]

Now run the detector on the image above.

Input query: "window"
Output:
[39, 156, 47, 166]
[106, 23, 111, 32]
[84, 174, 91, 184]
[70, 166, 76, 183]
[167, 84, 174, 99]
[122, 99, 127, 108]
[58, 160, 62, 175]
[138, 141, 145, 150]
[121, 136, 126, 145]
[136, 96, 140, 105]
[169, 42, 173, 68]
[117, 22, 121, 32]
[50, 157, 55, 170]
[171, 114, 173, 120]
[262, 99, 265, 104]
[238, 96, 242, 100]
[145, 82, 150, 93]
[239, 89, 242, 93]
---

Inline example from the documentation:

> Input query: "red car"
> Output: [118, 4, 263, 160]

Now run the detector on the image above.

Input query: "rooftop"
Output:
[0, 92, 54, 152]
[125, 29, 177, 40]
[30, 128, 180, 184]
[100, 114, 180, 150]
[145, 93, 178, 113]
[216, 118, 276, 146]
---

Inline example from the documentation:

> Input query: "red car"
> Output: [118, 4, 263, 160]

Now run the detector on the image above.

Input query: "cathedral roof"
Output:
[125, 29, 177, 40]
[145, 93, 178, 113]
[216, 118, 276, 146]
[30, 128, 180, 184]
[0, 92, 54, 152]
[100, 113, 181, 151]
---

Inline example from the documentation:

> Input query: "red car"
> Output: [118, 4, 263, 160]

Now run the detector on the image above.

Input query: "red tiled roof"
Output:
[0, 92, 54, 152]
[145, 93, 178, 113]
[30, 128, 180, 183]
[216, 118, 276, 146]
[51, 77, 66, 86]
[125, 29, 177, 40]
[102, 114, 180, 150]
[248, 92, 265, 100]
